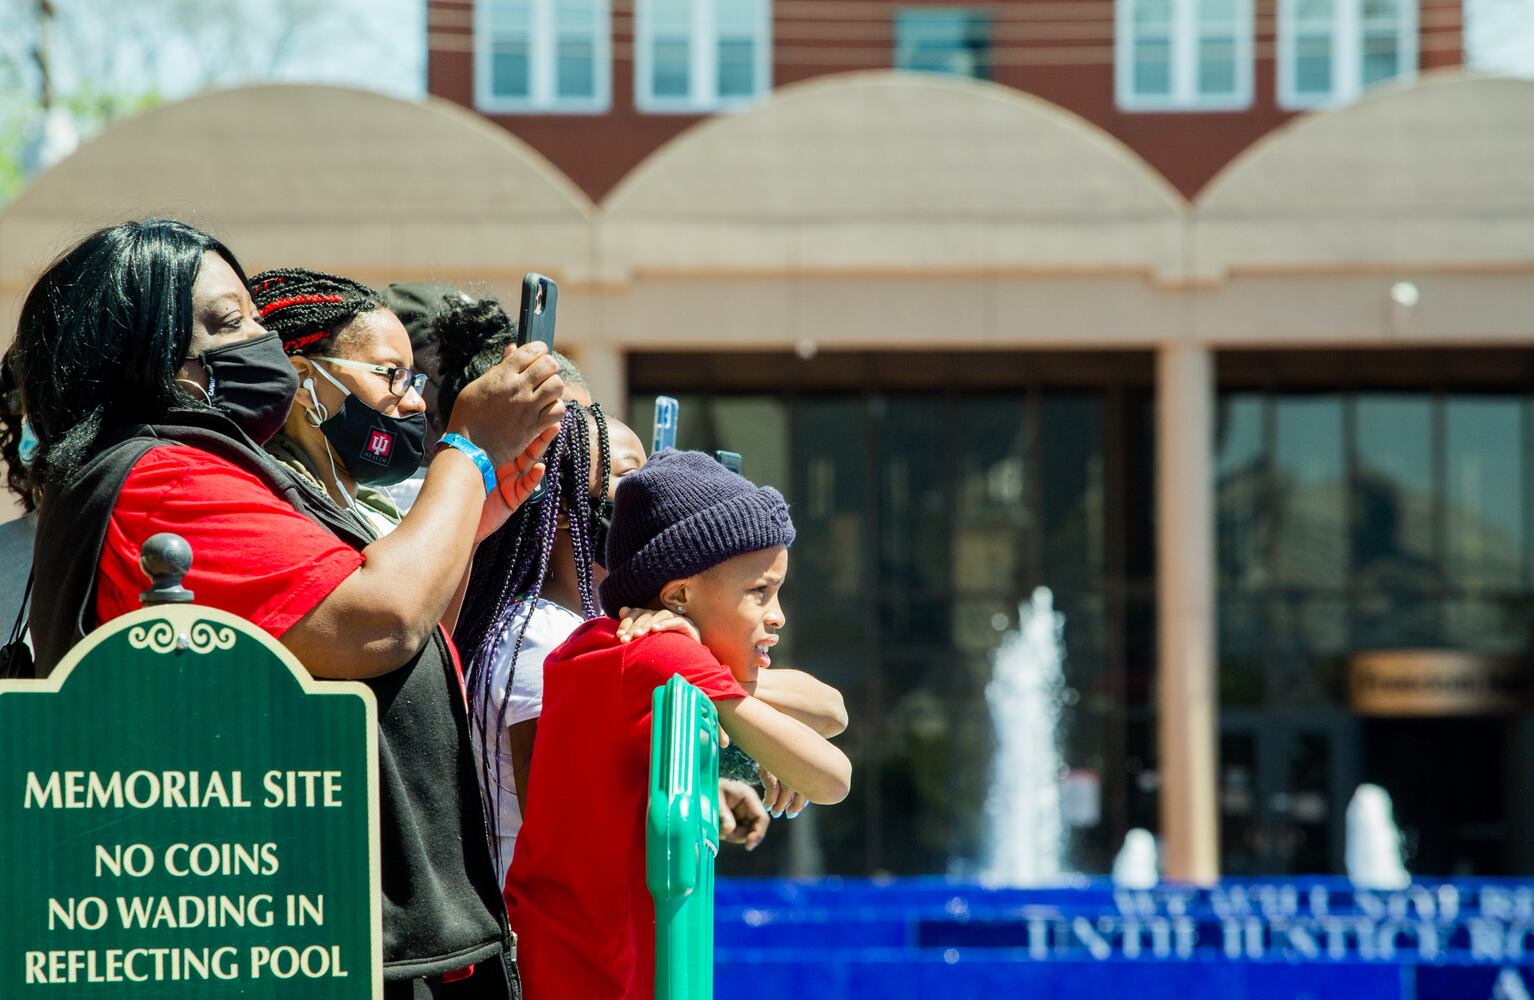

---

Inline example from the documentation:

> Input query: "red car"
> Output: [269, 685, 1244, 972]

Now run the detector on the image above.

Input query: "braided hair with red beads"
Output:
[247, 268, 385, 357]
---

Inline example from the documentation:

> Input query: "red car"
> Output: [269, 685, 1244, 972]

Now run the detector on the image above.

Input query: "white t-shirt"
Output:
[472, 597, 585, 885]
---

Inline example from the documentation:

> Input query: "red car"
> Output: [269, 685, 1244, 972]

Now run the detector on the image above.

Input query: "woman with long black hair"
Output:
[13, 219, 562, 998]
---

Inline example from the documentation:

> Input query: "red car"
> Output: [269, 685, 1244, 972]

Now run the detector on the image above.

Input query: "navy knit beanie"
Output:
[599, 449, 795, 616]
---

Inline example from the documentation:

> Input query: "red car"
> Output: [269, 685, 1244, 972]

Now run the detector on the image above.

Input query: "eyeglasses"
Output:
[312, 356, 428, 399]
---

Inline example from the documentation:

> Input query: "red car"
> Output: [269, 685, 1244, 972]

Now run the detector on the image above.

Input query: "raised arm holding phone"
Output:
[242, 267, 566, 678]
[280, 331, 563, 678]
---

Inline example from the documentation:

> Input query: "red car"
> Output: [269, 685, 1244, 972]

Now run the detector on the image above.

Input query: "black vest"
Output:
[31, 410, 517, 990]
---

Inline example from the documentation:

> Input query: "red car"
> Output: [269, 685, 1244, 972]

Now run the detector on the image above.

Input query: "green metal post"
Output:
[648, 675, 720, 1000]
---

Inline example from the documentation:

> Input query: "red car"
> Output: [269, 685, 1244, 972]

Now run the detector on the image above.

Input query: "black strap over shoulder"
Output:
[0, 570, 34, 680]
[29, 408, 371, 676]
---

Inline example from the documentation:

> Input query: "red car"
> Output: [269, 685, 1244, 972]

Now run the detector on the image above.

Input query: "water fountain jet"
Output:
[1346, 783, 1410, 889]
[1112, 829, 1160, 888]
[981, 587, 1067, 885]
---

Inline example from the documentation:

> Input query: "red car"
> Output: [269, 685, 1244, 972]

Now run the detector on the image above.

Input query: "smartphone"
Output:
[516, 273, 558, 351]
[715, 450, 742, 475]
[652, 396, 679, 454]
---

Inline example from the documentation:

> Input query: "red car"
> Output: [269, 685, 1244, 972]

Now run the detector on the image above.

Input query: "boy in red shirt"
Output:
[505, 449, 852, 999]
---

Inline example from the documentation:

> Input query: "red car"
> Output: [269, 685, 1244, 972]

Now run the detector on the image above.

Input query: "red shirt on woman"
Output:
[95, 445, 363, 629]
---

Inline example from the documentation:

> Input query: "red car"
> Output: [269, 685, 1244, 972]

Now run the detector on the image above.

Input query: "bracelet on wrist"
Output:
[436, 433, 497, 496]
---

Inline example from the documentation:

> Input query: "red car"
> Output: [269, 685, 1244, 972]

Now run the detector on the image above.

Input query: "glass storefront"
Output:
[628, 348, 1534, 879]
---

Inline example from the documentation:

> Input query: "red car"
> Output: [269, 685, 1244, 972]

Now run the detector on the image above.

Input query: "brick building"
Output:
[423, 0, 1464, 200]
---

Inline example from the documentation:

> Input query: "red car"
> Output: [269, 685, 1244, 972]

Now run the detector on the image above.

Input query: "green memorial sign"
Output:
[0, 601, 382, 998]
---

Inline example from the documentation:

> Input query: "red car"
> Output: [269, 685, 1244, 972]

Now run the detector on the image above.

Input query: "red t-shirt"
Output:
[505, 617, 747, 1000]
[95, 445, 364, 633]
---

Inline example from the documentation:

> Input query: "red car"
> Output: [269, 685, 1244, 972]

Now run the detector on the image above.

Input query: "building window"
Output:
[1278, 0, 1417, 110]
[1216, 386, 1534, 701]
[636, 0, 771, 113]
[894, 9, 991, 80]
[1116, 0, 1254, 111]
[475, 0, 611, 113]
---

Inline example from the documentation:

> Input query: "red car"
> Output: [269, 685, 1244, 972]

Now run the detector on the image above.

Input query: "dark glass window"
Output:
[1445, 397, 1525, 590]
[1267, 594, 1347, 705]
[1042, 395, 1108, 702]
[556, 36, 596, 98]
[1216, 388, 1534, 683]
[709, 396, 789, 489]
[953, 397, 1029, 595]
[894, 9, 991, 80]
[1221, 383, 1534, 671]
[652, 38, 690, 97]
[1215, 368, 1534, 877]
[1216, 394, 1268, 593]
[1131, 0, 1174, 96]
[717, 38, 756, 98]
[492, 43, 532, 98]
[1353, 394, 1438, 648]
[1042, 395, 1106, 600]
[1219, 729, 1260, 874]
[1292, 0, 1334, 97]
[1198, 36, 1238, 96]
[716, 0, 764, 100]
[1361, 27, 1399, 88]
[1360, 0, 1407, 89]
[877, 395, 950, 597]
[1273, 396, 1346, 588]
[1354, 395, 1434, 590]
[1217, 596, 1266, 707]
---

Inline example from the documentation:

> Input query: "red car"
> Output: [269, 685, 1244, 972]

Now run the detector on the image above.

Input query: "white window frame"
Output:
[1277, 0, 1418, 110]
[475, 0, 612, 114]
[635, 0, 773, 114]
[1115, 0, 1255, 112]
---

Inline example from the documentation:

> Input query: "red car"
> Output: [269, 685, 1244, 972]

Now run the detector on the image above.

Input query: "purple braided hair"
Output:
[455, 402, 606, 875]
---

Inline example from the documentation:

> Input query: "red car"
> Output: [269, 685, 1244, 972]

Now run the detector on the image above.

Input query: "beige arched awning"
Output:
[601, 71, 1186, 282]
[0, 83, 596, 340]
[6, 73, 1532, 356]
[1193, 72, 1534, 281]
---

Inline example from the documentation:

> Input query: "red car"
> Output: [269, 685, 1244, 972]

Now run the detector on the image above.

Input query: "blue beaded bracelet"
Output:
[436, 433, 497, 495]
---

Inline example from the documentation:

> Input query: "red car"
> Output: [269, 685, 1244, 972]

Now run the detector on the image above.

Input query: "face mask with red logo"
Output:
[309, 361, 428, 488]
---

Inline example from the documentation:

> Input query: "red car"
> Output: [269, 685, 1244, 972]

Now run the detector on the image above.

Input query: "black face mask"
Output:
[193, 334, 300, 445]
[588, 497, 613, 570]
[315, 391, 428, 488]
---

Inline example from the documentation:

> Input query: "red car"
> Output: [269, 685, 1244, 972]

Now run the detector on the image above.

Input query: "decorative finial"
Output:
[139, 533, 195, 606]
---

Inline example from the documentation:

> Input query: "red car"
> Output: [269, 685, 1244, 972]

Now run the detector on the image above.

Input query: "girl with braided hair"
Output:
[431, 295, 656, 881]
[247, 267, 427, 538]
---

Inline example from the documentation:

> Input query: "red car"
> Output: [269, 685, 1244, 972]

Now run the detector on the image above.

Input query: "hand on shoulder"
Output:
[615, 607, 700, 644]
